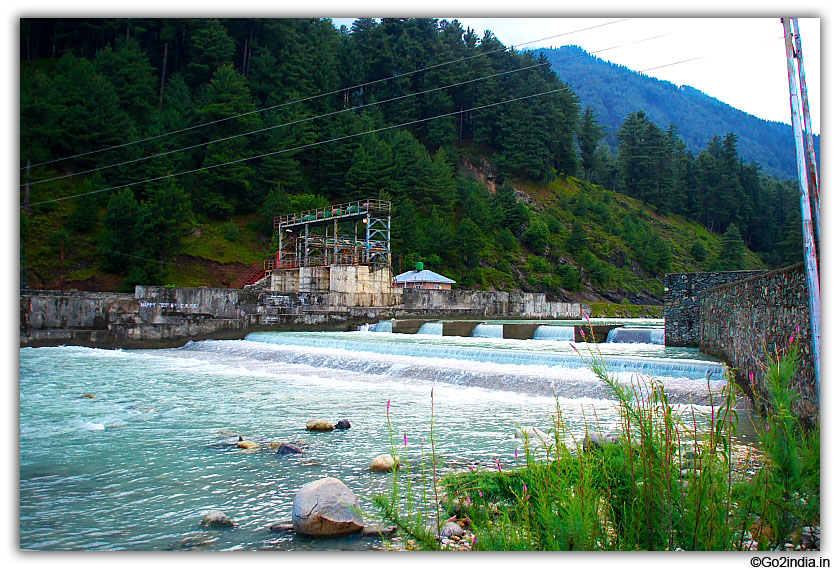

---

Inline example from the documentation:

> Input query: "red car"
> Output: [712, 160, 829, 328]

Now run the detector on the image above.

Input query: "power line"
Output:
[23, 53, 708, 209]
[23, 60, 551, 187]
[22, 18, 632, 171]
[62, 233, 255, 276]
[24, 32, 668, 188]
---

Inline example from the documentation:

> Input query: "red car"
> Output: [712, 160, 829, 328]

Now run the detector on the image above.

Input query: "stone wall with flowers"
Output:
[698, 263, 817, 425]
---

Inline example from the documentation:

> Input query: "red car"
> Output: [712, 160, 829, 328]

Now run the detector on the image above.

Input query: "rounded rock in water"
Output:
[335, 419, 351, 430]
[306, 419, 334, 432]
[200, 509, 235, 528]
[275, 442, 303, 455]
[291, 477, 364, 537]
[370, 453, 399, 472]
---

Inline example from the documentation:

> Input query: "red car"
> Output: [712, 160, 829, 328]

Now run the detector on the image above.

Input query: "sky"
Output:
[330, 17, 821, 134]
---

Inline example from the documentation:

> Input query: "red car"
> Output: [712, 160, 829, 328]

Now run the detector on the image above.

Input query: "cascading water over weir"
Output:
[606, 327, 666, 345]
[471, 324, 504, 338]
[417, 322, 443, 335]
[532, 325, 575, 341]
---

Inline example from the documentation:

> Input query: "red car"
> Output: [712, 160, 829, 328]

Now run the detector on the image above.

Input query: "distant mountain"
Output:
[536, 46, 820, 181]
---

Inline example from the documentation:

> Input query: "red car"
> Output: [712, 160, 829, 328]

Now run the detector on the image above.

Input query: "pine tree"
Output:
[193, 64, 259, 216]
[94, 37, 157, 123]
[522, 217, 550, 255]
[578, 106, 606, 181]
[185, 19, 235, 88]
[494, 182, 528, 235]
[455, 217, 484, 268]
[99, 189, 141, 274]
[716, 223, 746, 270]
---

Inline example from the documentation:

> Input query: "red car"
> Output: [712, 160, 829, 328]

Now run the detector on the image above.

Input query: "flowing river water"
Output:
[19, 323, 756, 551]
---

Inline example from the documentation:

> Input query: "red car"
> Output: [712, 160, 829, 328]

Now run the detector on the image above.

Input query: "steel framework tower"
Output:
[270, 199, 392, 270]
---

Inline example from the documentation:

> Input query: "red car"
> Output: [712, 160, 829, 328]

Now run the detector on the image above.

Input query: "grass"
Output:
[588, 301, 664, 319]
[372, 331, 819, 551]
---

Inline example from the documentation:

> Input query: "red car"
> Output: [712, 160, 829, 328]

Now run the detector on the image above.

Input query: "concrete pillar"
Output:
[442, 321, 478, 337]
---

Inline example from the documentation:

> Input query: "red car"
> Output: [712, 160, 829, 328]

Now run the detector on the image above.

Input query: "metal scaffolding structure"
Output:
[269, 199, 392, 270]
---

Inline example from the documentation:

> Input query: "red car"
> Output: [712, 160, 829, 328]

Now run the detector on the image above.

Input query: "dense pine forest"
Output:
[539, 46, 820, 182]
[19, 18, 804, 301]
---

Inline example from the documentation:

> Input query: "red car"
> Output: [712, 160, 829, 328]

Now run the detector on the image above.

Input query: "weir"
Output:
[532, 325, 575, 341]
[606, 327, 665, 345]
[471, 324, 504, 338]
[417, 322, 443, 335]
[243, 331, 727, 383]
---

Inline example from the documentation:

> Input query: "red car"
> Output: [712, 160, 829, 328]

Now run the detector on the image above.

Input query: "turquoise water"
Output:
[19, 330, 733, 551]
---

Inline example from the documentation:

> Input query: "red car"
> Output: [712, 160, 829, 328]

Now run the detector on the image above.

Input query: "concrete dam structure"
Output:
[20, 283, 586, 349]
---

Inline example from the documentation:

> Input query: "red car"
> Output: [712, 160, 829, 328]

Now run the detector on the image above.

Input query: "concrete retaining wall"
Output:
[401, 289, 581, 318]
[698, 263, 816, 425]
[21, 283, 583, 349]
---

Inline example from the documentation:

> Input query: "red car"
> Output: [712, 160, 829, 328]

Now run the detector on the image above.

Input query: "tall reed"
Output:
[373, 330, 818, 551]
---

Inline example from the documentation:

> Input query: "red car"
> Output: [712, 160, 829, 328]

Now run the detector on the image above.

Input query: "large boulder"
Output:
[292, 477, 365, 537]
[370, 453, 399, 472]
[306, 419, 335, 432]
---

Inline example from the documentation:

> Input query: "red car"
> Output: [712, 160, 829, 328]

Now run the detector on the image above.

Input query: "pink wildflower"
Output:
[523, 483, 528, 495]
[570, 343, 579, 353]
[584, 313, 591, 324]
[514, 447, 519, 461]
[478, 490, 483, 498]
[494, 457, 502, 472]
[403, 431, 407, 448]
[749, 371, 755, 385]
[465, 496, 472, 507]
[796, 325, 801, 335]
[386, 399, 391, 414]
[789, 333, 794, 345]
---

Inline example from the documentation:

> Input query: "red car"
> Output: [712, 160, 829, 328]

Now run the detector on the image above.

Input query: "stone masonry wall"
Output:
[699, 263, 816, 425]
[664, 270, 765, 347]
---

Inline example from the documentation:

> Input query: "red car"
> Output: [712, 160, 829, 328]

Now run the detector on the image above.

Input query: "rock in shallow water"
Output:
[335, 419, 351, 430]
[361, 525, 397, 537]
[370, 453, 399, 472]
[268, 522, 295, 533]
[200, 509, 235, 528]
[306, 419, 334, 432]
[275, 442, 303, 455]
[292, 477, 364, 537]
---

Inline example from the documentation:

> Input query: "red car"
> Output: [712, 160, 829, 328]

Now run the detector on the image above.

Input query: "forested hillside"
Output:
[20, 18, 802, 301]
[538, 45, 820, 182]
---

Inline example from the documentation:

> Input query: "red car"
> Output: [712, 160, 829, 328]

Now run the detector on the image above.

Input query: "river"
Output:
[19, 323, 750, 551]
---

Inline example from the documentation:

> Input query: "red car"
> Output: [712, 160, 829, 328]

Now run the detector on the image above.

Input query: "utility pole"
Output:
[782, 17, 820, 401]
[792, 18, 820, 249]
